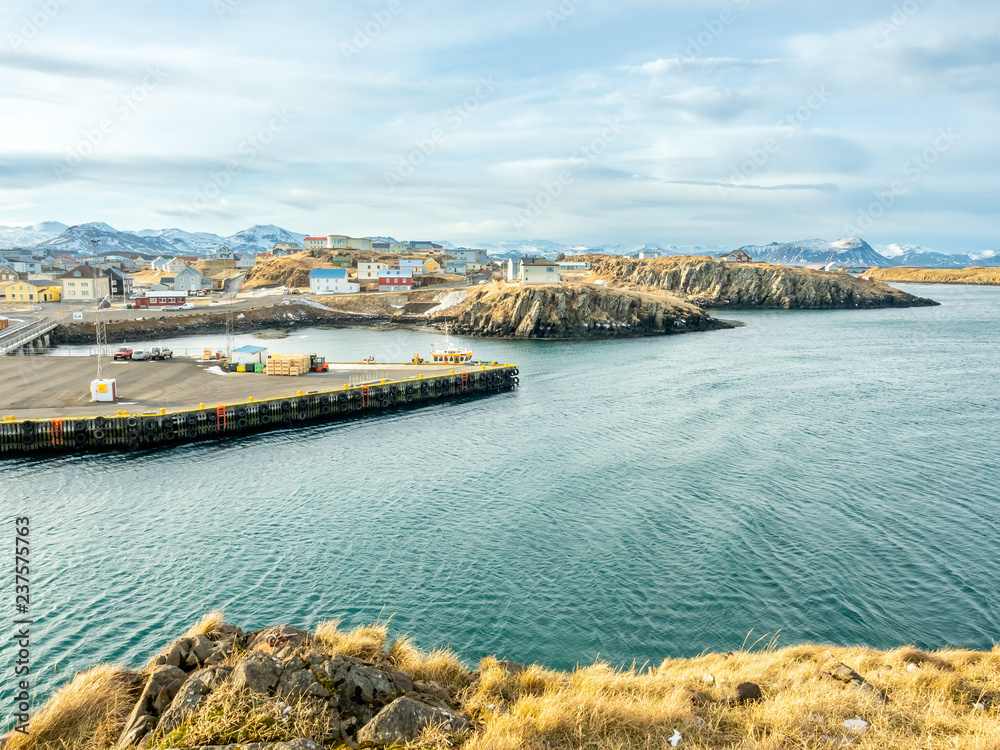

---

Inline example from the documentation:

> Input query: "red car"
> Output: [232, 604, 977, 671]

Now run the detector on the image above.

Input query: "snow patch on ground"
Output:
[205, 366, 227, 376]
[425, 289, 467, 316]
[298, 298, 334, 311]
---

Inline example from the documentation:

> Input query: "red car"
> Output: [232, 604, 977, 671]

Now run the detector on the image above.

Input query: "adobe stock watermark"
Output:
[178, 108, 294, 218]
[682, 0, 751, 59]
[342, 0, 404, 60]
[717, 85, 831, 200]
[843, 128, 958, 236]
[546, 0, 587, 30]
[384, 76, 496, 189]
[52, 66, 169, 182]
[213, 0, 243, 20]
[8, 0, 71, 51]
[878, 0, 929, 40]
[510, 118, 624, 230]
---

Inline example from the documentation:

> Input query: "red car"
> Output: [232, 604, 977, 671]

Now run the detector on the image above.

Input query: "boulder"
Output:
[357, 696, 470, 746]
[733, 682, 763, 704]
[231, 655, 282, 695]
[279, 668, 330, 701]
[155, 667, 226, 735]
[249, 625, 311, 658]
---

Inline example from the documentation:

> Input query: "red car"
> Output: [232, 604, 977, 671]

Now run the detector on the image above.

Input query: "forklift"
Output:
[309, 354, 329, 373]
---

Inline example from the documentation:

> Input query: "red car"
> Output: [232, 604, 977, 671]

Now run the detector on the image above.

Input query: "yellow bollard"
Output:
[248, 397, 255, 402]
[159, 408, 166, 415]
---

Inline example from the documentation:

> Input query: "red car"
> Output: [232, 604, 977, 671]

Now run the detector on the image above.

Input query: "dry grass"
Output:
[389, 635, 470, 692]
[313, 618, 390, 661]
[863, 266, 1000, 285]
[20, 619, 1000, 750]
[462, 644, 1000, 749]
[181, 610, 226, 639]
[153, 678, 336, 749]
[4, 665, 136, 750]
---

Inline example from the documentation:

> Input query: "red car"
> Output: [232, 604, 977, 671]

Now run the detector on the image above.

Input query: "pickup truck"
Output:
[149, 346, 173, 360]
[113, 346, 133, 360]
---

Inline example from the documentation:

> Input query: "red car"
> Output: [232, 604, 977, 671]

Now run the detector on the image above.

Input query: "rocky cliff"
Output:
[582, 255, 939, 309]
[861, 266, 1000, 286]
[436, 284, 731, 338]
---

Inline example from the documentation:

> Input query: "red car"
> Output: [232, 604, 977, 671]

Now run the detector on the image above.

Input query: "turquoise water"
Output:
[2, 283, 999, 708]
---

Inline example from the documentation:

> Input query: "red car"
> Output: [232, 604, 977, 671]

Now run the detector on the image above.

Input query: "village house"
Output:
[5, 279, 62, 303]
[371, 240, 390, 252]
[60, 265, 111, 302]
[445, 261, 468, 275]
[134, 292, 187, 309]
[722, 250, 753, 263]
[304, 235, 373, 251]
[309, 268, 359, 294]
[519, 257, 561, 285]
[102, 267, 134, 298]
[273, 242, 301, 253]
[378, 268, 413, 291]
[236, 254, 257, 269]
[152, 256, 188, 273]
[358, 261, 388, 280]
[388, 242, 410, 254]
[399, 258, 442, 275]
[171, 265, 211, 294]
[558, 261, 591, 271]
[449, 248, 491, 270]
[0, 265, 18, 284]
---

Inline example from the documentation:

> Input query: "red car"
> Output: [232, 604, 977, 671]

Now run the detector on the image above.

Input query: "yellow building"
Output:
[60, 265, 111, 302]
[5, 280, 62, 302]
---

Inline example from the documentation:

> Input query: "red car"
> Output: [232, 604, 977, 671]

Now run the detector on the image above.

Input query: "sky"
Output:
[0, 0, 998, 251]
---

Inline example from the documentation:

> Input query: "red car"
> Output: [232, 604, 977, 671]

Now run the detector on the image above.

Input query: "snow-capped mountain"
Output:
[32, 223, 308, 258]
[889, 249, 1000, 268]
[0, 221, 69, 249]
[224, 225, 307, 255]
[736, 238, 886, 266]
[36, 223, 177, 256]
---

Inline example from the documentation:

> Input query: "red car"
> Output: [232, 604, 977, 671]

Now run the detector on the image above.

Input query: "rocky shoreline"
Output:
[9, 616, 999, 750]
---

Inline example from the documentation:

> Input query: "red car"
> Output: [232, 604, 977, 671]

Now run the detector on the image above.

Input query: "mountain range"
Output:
[0, 222, 995, 269]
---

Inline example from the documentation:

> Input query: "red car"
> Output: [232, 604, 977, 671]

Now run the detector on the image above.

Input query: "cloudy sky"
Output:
[0, 0, 997, 251]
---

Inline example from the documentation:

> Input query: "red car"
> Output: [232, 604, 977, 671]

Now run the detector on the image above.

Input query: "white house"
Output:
[519, 257, 561, 285]
[304, 237, 328, 250]
[309, 268, 359, 294]
[172, 266, 210, 293]
[237, 254, 257, 269]
[358, 261, 388, 280]
[558, 261, 591, 271]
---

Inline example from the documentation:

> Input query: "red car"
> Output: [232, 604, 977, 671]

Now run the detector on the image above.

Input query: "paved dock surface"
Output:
[0, 356, 493, 419]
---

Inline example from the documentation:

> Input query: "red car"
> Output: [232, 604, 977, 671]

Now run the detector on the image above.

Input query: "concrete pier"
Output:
[0, 356, 519, 455]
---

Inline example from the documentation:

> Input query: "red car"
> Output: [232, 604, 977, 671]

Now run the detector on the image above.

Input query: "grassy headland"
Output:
[9, 615, 999, 750]
[861, 267, 1000, 286]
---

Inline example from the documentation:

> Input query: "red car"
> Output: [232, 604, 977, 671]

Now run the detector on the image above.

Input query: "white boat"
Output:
[430, 324, 474, 364]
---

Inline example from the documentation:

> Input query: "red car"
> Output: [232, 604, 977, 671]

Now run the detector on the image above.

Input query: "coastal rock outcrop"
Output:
[108, 621, 469, 750]
[583, 255, 939, 309]
[437, 283, 731, 339]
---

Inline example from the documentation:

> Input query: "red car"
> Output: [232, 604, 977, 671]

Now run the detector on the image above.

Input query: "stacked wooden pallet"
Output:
[264, 354, 311, 376]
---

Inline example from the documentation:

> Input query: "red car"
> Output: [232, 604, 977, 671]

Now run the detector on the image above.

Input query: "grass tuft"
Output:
[314, 619, 389, 661]
[181, 611, 226, 639]
[4, 664, 135, 750]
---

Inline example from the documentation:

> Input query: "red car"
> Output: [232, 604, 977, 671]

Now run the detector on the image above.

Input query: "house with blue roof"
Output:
[309, 267, 359, 295]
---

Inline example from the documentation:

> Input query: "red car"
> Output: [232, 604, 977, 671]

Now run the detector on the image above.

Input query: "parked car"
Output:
[162, 305, 181, 311]
[131, 348, 148, 361]
[179, 303, 195, 310]
[149, 346, 173, 360]
[113, 346, 133, 360]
